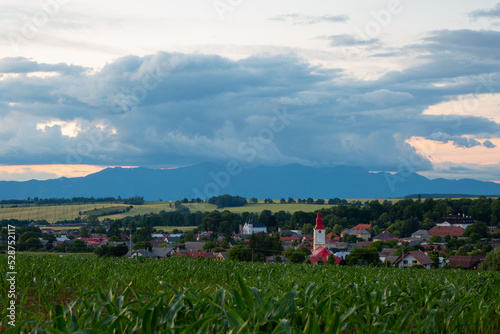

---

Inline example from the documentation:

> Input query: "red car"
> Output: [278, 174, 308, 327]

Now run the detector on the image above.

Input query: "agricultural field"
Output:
[152, 225, 198, 232]
[0, 201, 351, 222]
[101, 201, 175, 220]
[1, 255, 499, 333]
[0, 203, 130, 223]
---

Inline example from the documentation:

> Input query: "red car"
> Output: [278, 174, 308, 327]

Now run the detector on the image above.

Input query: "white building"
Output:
[241, 219, 267, 234]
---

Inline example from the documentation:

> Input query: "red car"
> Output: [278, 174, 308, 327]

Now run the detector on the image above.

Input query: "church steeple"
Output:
[313, 212, 325, 249]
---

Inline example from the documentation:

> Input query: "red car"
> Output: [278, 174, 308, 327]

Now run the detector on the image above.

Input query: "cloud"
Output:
[270, 13, 348, 25]
[320, 34, 380, 47]
[0, 57, 87, 75]
[470, 3, 500, 20]
[428, 132, 482, 148]
[1, 40, 500, 177]
[483, 139, 497, 148]
[363, 89, 413, 105]
[422, 29, 500, 59]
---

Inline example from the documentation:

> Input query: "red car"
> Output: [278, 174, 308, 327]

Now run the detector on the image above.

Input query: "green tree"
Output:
[427, 251, 440, 269]
[345, 247, 381, 266]
[133, 241, 152, 252]
[482, 248, 500, 271]
[25, 237, 42, 250]
[332, 224, 343, 236]
[95, 226, 106, 234]
[19, 231, 39, 243]
[429, 235, 442, 244]
[301, 223, 314, 235]
[456, 246, 468, 256]
[203, 240, 218, 251]
[463, 222, 489, 239]
[112, 244, 129, 257]
[80, 227, 89, 238]
[72, 240, 88, 252]
[284, 248, 306, 263]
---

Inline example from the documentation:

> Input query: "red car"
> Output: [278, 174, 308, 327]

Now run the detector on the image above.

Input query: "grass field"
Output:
[152, 225, 198, 232]
[0, 198, 413, 223]
[0, 203, 130, 223]
[1, 255, 498, 333]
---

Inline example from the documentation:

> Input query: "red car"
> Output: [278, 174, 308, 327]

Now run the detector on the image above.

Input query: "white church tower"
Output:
[313, 212, 325, 249]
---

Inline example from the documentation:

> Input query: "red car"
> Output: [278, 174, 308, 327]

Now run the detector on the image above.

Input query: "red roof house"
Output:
[309, 247, 346, 265]
[428, 226, 464, 237]
[394, 250, 435, 269]
[449, 256, 485, 270]
[351, 224, 371, 231]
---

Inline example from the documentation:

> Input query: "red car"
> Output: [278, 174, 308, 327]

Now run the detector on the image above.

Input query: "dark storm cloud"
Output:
[0, 29, 499, 175]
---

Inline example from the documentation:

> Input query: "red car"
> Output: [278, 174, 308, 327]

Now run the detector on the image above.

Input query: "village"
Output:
[8, 209, 499, 271]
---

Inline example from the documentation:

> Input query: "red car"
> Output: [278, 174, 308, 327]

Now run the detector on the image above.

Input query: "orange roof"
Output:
[428, 226, 464, 236]
[351, 224, 371, 230]
[280, 237, 301, 241]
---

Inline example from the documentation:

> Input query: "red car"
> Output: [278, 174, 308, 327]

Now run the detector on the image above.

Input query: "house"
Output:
[280, 236, 301, 244]
[151, 233, 167, 240]
[333, 250, 350, 259]
[40, 240, 54, 250]
[127, 249, 157, 258]
[301, 234, 314, 244]
[384, 255, 400, 266]
[240, 219, 267, 234]
[175, 250, 216, 259]
[411, 230, 431, 241]
[309, 247, 346, 265]
[341, 229, 370, 241]
[41, 228, 54, 234]
[356, 241, 372, 248]
[351, 224, 371, 231]
[379, 248, 397, 262]
[166, 235, 182, 243]
[214, 252, 228, 261]
[151, 246, 176, 258]
[373, 232, 398, 241]
[78, 237, 108, 247]
[394, 250, 434, 269]
[449, 256, 485, 270]
[325, 232, 340, 243]
[309, 246, 331, 265]
[437, 213, 475, 230]
[265, 255, 287, 263]
[184, 241, 207, 251]
[428, 226, 464, 237]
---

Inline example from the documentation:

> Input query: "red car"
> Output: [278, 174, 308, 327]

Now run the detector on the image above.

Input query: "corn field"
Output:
[1, 255, 499, 333]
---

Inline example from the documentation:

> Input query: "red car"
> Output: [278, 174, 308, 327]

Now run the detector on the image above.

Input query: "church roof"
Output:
[314, 212, 324, 230]
[310, 246, 331, 258]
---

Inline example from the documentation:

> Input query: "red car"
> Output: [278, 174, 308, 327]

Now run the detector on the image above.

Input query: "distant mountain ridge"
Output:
[0, 163, 499, 201]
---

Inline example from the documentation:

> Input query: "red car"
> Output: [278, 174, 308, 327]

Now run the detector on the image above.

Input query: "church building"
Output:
[313, 212, 325, 249]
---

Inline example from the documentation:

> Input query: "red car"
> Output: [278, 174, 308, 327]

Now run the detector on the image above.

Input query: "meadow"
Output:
[1, 255, 498, 333]
[0, 199, 394, 223]
[0, 203, 131, 223]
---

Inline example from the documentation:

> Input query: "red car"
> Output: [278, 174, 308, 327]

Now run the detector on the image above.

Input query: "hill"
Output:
[0, 163, 499, 200]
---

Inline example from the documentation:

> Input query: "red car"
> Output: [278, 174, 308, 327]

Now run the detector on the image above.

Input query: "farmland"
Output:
[0, 203, 131, 223]
[1, 255, 499, 333]
[0, 200, 356, 223]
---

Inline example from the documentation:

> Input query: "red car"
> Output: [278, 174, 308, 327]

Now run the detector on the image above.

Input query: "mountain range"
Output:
[1, 163, 499, 201]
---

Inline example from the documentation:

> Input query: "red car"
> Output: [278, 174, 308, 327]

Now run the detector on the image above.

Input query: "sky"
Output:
[0, 0, 500, 183]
